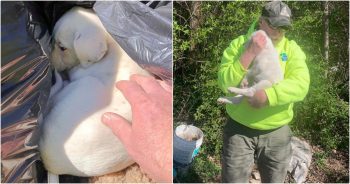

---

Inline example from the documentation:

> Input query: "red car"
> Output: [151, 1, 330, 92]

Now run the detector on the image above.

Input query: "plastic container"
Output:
[173, 124, 204, 165]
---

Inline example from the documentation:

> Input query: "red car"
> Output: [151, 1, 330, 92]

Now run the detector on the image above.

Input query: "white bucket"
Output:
[173, 124, 204, 165]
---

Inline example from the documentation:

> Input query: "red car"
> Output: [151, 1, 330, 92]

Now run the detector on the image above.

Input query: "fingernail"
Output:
[102, 113, 112, 124]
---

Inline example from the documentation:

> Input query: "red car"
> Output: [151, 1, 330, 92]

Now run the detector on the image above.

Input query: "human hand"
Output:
[101, 74, 172, 182]
[248, 89, 268, 108]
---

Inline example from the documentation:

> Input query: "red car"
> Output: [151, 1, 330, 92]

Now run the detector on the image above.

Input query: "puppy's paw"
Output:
[217, 96, 244, 105]
[217, 97, 229, 104]
[240, 79, 249, 88]
[228, 87, 240, 94]
[245, 88, 256, 97]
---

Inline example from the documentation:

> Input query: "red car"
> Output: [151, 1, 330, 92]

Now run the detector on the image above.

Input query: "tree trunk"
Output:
[190, 1, 202, 52]
[323, 1, 329, 63]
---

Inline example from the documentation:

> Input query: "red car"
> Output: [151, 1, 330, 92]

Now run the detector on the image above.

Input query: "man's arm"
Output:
[218, 33, 267, 94]
[265, 41, 310, 106]
[240, 31, 267, 69]
[218, 36, 248, 93]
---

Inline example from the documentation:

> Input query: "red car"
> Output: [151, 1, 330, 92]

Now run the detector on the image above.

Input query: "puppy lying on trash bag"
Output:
[1, 1, 171, 183]
[40, 6, 150, 176]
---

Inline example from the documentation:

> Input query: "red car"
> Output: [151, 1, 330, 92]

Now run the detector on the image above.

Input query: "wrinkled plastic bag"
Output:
[288, 137, 313, 183]
[1, 2, 52, 183]
[1, 1, 172, 183]
[1, 2, 96, 182]
[94, 1, 173, 81]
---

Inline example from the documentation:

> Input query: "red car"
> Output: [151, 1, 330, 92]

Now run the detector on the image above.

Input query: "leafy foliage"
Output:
[174, 1, 349, 182]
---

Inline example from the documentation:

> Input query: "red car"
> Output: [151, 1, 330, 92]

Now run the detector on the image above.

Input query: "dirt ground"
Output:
[304, 146, 349, 183]
[59, 163, 152, 183]
[249, 146, 349, 183]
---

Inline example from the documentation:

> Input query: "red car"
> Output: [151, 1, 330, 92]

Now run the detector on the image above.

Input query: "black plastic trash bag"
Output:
[1, 1, 94, 183]
[1, 2, 51, 182]
[94, 1, 173, 81]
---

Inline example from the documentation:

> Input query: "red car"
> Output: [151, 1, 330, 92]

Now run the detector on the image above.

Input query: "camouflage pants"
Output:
[222, 118, 292, 183]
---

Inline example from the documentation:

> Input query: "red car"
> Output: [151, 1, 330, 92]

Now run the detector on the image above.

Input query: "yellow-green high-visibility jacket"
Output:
[218, 20, 310, 130]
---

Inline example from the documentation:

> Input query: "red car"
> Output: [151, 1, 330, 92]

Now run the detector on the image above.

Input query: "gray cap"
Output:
[262, 1, 292, 29]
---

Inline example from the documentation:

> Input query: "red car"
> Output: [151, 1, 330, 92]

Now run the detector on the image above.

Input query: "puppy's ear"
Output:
[73, 28, 108, 67]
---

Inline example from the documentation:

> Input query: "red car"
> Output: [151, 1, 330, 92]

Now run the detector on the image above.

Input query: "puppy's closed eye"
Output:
[59, 45, 67, 51]
[57, 42, 67, 51]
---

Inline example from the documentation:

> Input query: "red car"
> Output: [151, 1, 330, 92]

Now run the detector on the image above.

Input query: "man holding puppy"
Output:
[218, 1, 310, 183]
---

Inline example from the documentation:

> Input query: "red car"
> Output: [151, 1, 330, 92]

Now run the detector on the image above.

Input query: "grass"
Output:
[174, 153, 221, 183]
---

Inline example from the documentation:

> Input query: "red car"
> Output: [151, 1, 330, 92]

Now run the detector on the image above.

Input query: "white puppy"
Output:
[40, 7, 150, 176]
[218, 30, 283, 104]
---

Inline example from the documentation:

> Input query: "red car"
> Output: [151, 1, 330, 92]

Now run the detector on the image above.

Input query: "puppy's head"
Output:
[250, 30, 274, 50]
[51, 7, 108, 71]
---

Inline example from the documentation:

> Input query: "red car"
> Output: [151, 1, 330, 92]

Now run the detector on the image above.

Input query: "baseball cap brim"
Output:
[266, 16, 292, 30]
